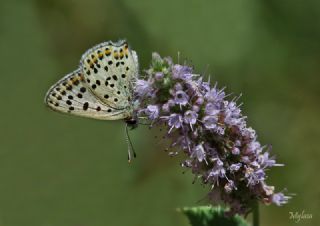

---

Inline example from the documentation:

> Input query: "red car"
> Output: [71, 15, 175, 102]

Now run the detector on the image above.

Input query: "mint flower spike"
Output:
[135, 53, 290, 216]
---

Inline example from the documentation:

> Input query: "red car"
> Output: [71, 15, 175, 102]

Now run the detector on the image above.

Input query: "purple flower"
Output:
[180, 136, 192, 151]
[207, 159, 226, 184]
[216, 158, 223, 167]
[205, 87, 225, 103]
[229, 163, 242, 172]
[167, 113, 183, 132]
[195, 97, 204, 105]
[241, 156, 251, 164]
[205, 102, 220, 115]
[162, 99, 175, 112]
[245, 166, 265, 186]
[241, 127, 256, 140]
[172, 135, 192, 152]
[224, 101, 240, 116]
[258, 151, 284, 168]
[174, 83, 183, 91]
[272, 192, 290, 206]
[135, 79, 153, 97]
[191, 144, 206, 162]
[224, 101, 244, 126]
[232, 147, 240, 155]
[244, 141, 262, 155]
[174, 90, 189, 105]
[192, 105, 200, 112]
[224, 180, 236, 193]
[155, 72, 164, 80]
[262, 182, 275, 196]
[135, 52, 290, 216]
[214, 126, 225, 135]
[184, 110, 198, 125]
[145, 105, 159, 120]
[200, 81, 211, 93]
[172, 64, 193, 80]
[193, 78, 210, 94]
[162, 103, 170, 112]
[202, 115, 218, 129]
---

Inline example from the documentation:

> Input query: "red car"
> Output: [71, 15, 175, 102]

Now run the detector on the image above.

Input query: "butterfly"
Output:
[45, 40, 139, 161]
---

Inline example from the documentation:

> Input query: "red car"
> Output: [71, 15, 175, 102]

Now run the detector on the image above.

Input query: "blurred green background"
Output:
[1, 0, 319, 225]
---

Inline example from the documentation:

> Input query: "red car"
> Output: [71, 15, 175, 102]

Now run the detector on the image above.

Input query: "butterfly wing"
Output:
[79, 40, 138, 109]
[45, 69, 131, 120]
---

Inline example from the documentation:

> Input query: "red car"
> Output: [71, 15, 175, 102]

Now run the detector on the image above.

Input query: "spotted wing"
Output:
[45, 69, 131, 120]
[80, 40, 138, 109]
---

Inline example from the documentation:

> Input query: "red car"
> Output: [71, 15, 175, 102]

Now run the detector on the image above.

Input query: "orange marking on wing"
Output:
[79, 75, 85, 81]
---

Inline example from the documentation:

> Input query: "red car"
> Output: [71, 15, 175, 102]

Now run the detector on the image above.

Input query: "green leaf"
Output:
[179, 206, 249, 226]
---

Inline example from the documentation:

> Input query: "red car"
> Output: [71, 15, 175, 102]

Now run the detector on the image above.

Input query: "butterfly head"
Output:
[125, 115, 138, 130]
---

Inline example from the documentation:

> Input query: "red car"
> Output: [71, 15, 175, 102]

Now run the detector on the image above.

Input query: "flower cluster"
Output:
[134, 53, 290, 215]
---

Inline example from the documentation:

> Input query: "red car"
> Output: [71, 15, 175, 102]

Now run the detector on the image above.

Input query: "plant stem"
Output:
[252, 201, 259, 226]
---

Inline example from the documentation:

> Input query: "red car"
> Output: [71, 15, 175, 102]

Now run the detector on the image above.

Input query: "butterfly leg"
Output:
[125, 123, 137, 163]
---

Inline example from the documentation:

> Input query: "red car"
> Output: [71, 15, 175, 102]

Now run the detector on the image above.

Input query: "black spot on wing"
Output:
[83, 102, 89, 110]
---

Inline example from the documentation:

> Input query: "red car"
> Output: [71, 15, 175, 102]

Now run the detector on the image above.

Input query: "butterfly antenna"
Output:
[125, 124, 136, 163]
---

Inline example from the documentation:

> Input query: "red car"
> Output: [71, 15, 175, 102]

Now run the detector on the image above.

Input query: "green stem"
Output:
[252, 201, 259, 226]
